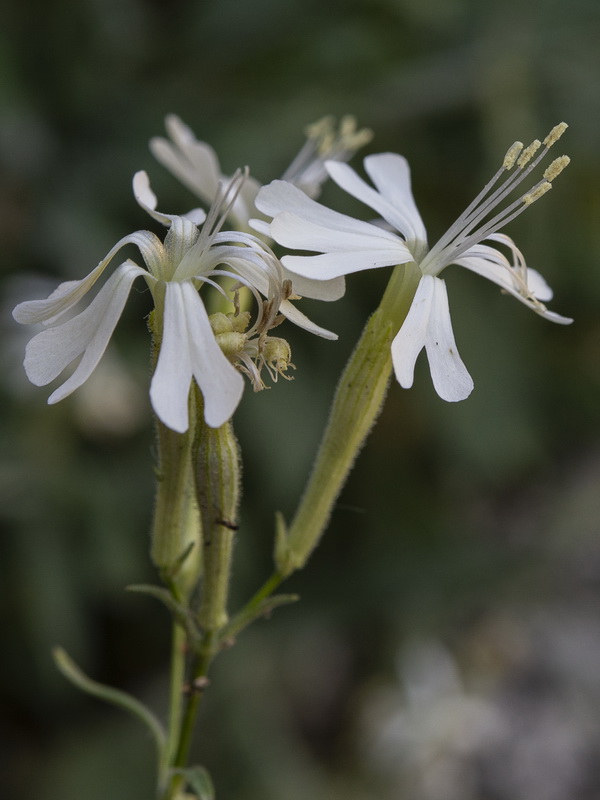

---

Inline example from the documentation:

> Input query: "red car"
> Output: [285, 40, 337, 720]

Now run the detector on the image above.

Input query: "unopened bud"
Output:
[227, 310, 251, 333]
[263, 337, 293, 376]
[215, 331, 246, 357]
[209, 312, 233, 336]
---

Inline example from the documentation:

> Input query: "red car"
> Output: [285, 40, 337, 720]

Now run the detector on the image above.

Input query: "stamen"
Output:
[282, 115, 372, 192]
[339, 115, 373, 149]
[318, 131, 335, 156]
[543, 155, 570, 181]
[517, 140, 541, 168]
[503, 142, 524, 170]
[522, 182, 552, 205]
[304, 115, 334, 140]
[543, 122, 568, 147]
[193, 168, 249, 257]
[421, 123, 569, 273]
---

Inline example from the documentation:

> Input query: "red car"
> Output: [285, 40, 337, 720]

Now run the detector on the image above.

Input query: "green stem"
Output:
[162, 631, 217, 800]
[159, 621, 187, 793]
[277, 261, 421, 576]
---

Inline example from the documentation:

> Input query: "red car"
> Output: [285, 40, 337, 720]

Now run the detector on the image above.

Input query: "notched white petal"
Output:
[363, 153, 427, 243]
[150, 282, 244, 432]
[391, 276, 473, 402]
[425, 278, 474, 402]
[13, 231, 155, 326]
[326, 159, 427, 247]
[24, 263, 147, 401]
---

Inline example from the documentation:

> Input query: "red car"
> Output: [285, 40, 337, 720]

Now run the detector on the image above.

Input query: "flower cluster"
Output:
[13, 117, 571, 432]
[13, 169, 333, 433]
[253, 123, 572, 401]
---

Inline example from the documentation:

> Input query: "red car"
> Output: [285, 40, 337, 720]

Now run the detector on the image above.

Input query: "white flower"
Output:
[13, 170, 334, 433]
[254, 124, 573, 402]
[149, 114, 372, 306]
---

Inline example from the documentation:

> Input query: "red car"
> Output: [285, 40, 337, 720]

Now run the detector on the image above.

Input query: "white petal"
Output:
[24, 262, 147, 401]
[232, 174, 263, 231]
[523, 268, 553, 302]
[133, 171, 183, 227]
[454, 253, 572, 324]
[363, 153, 428, 243]
[255, 180, 396, 240]
[12, 231, 156, 326]
[284, 271, 346, 302]
[270, 209, 407, 254]
[326, 159, 427, 246]
[182, 208, 208, 225]
[391, 275, 435, 389]
[282, 247, 412, 281]
[150, 282, 244, 432]
[481, 233, 554, 301]
[391, 276, 473, 401]
[424, 278, 474, 401]
[249, 218, 271, 237]
[150, 115, 221, 205]
[279, 298, 338, 340]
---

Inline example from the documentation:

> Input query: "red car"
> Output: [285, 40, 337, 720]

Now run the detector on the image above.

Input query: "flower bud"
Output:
[209, 312, 234, 336]
[227, 310, 251, 332]
[215, 331, 247, 357]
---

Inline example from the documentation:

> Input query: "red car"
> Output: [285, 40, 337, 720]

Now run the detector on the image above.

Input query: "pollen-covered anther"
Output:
[517, 140, 542, 168]
[543, 122, 568, 148]
[503, 141, 524, 170]
[522, 181, 552, 205]
[304, 115, 334, 141]
[339, 115, 374, 149]
[543, 155, 571, 182]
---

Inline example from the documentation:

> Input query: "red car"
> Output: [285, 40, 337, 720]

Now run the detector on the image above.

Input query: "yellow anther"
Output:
[340, 115, 374, 148]
[503, 141, 524, 170]
[543, 122, 568, 148]
[340, 115, 358, 137]
[522, 181, 552, 205]
[543, 155, 570, 182]
[304, 116, 334, 140]
[517, 139, 542, 168]
[318, 131, 335, 156]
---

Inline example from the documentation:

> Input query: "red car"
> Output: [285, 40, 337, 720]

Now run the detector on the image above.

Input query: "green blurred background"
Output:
[2, 0, 600, 798]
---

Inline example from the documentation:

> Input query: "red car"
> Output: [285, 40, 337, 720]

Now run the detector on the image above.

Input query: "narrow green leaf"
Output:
[273, 511, 290, 574]
[126, 584, 201, 648]
[220, 592, 299, 644]
[172, 766, 215, 800]
[53, 647, 166, 757]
